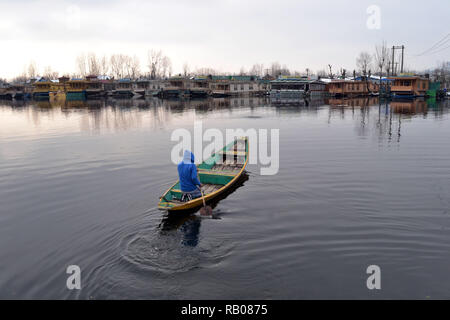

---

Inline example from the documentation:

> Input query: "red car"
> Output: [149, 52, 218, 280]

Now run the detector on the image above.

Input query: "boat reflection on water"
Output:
[390, 99, 427, 115]
[158, 173, 249, 247]
[327, 96, 380, 108]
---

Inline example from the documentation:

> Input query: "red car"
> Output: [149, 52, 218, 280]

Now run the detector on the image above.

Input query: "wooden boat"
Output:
[158, 137, 248, 211]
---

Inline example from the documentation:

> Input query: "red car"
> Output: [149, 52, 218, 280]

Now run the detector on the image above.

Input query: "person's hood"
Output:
[182, 150, 195, 163]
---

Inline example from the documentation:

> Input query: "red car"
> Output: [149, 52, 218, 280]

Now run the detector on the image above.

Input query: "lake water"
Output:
[0, 96, 449, 299]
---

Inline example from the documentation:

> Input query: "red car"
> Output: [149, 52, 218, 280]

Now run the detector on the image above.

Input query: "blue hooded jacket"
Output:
[178, 150, 201, 192]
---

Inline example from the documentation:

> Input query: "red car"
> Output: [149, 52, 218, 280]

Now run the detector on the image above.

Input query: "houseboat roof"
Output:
[230, 75, 257, 81]
[271, 77, 309, 83]
[387, 75, 429, 80]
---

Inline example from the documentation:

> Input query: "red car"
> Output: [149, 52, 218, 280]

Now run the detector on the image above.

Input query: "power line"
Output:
[415, 32, 450, 56]
[426, 44, 450, 55]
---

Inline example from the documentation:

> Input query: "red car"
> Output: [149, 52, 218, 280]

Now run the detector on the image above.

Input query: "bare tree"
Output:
[356, 51, 373, 93]
[126, 55, 141, 79]
[183, 62, 190, 77]
[100, 55, 109, 76]
[110, 54, 126, 79]
[317, 69, 327, 78]
[374, 41, 389, 92]
[356, 52, 372, 77]
[249, 63, 264, 77]
[161, 56, 172, 79]
[328, 64, 335, 79]
[374, 41, 389, 77]
[305, 68, 310, 78]
[147, 49, 163, 79]
[43, 66, 59, 79]
[76, 54, 87, 77]
[270, 62, 281, 78]
[87, 52, 101, 75]
[27, 61, 38, 78]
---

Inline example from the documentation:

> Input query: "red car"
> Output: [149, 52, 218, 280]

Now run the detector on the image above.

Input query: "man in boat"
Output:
[178, 150, 202, 201]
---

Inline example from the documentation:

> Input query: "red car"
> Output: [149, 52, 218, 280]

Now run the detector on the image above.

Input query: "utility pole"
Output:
[401, 45, 404, 74]
[391, 45, 405, 76]
[392, 46, 395, 76]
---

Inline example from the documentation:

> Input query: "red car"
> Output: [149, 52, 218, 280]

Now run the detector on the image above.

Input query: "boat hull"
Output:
[158, 138, 249, 212]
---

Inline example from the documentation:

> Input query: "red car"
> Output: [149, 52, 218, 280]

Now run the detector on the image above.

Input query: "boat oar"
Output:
[199, 187, 212, 216]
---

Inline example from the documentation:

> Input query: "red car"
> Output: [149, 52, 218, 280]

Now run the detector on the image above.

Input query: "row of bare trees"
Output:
[74, 50, 172, 80]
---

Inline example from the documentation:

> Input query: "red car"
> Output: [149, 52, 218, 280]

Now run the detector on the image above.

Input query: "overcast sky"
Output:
[0, 0, 449, 79]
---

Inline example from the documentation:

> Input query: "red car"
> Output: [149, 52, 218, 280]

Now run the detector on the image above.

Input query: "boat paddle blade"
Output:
[200, 205, 213, 216]
[199, 188, 213, 216]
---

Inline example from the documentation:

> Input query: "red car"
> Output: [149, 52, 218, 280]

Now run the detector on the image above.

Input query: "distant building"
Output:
[327, 80, 379, 97]
[387, 76, 430, 97]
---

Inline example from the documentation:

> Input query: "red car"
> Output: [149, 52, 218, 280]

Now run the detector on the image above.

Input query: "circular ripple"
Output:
[119, 216, 233, 274]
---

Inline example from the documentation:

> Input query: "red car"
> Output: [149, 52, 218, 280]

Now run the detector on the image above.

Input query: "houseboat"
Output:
[209, 76, 232, 97]
[0, 84, 12, 99]
[228, 75, 260, 96]
[257, 79, 271, 96]
[135, 79, 149, 97]
[147, 79, 164, 96]
[190, 76, 210, 97]
[387, 76, 430, 98]
[269, 77, 308, 100]
[327, 80, 379, 97]
[306, 80, 327, 96]
[85, 75, 105, 99]
[49, 77, 68, 102]
[113, 79, 135, 98]
[66, 79, 88, 100]
[161, 76, 190, 98]
[32, 79, 52, 99]
[99, 76, 115, 96]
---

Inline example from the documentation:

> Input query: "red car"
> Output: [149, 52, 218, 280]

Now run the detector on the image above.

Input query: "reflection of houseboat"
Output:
[270, 77, 307, 99]
[113, 79, 135, 98]
[327, 80, 379, 97]
[387, 76, 430, 98]
[327, 97, 380, 107]
[390, 99, 427, 114]
[66, 79, 88, 100]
